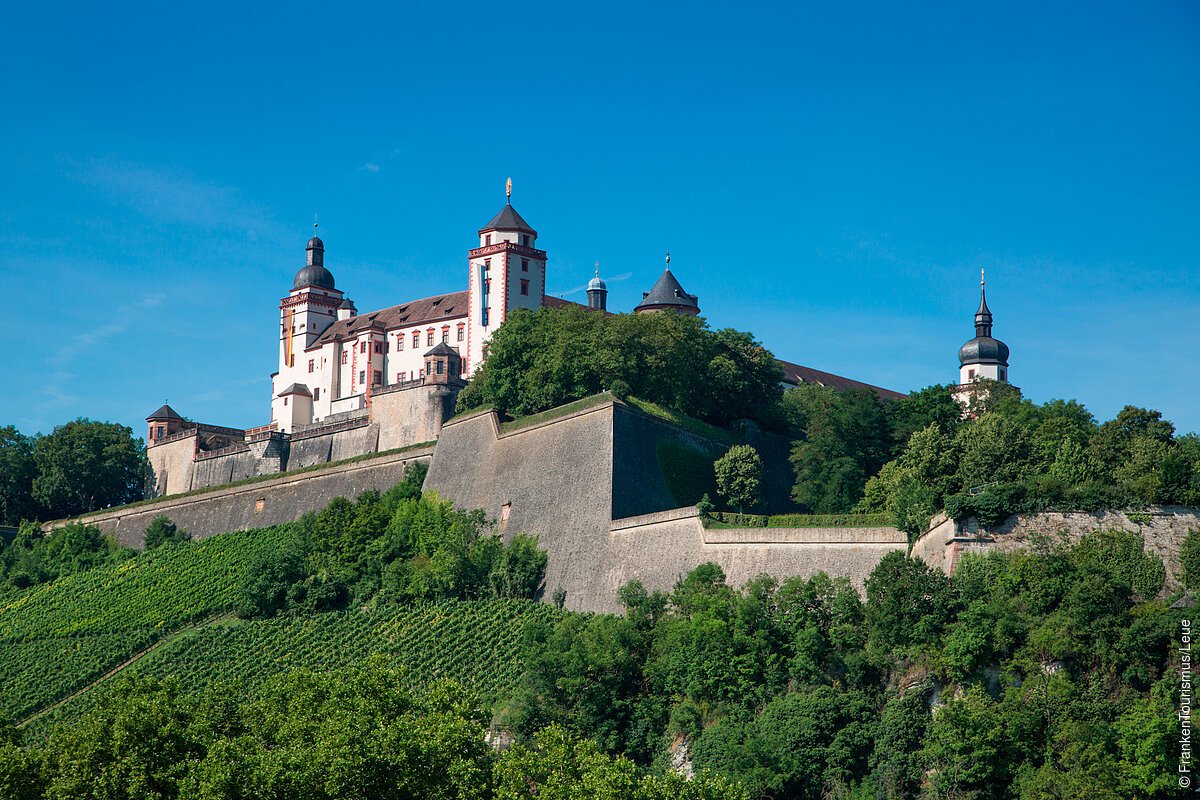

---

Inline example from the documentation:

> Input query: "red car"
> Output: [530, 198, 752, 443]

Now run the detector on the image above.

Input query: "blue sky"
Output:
[1, 1, 1197, 438]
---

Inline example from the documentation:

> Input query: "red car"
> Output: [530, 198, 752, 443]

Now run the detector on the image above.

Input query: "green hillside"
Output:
[0, 526, 285, 724]
[1, 517, 558, 735]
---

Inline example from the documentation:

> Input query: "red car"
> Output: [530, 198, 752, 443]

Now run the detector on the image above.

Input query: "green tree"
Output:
[784, 385, 892, 513]
[31, 419, 146, 518]
[0, 426, 37, 524]
[143, 516, 190, 550]
[459, 306, 782, 427]
[713, 445, 764, 514]
[1181, 528, 1200, 591]
[922, 687, 1011, 799]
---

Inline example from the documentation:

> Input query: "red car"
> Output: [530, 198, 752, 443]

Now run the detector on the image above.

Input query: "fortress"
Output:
[122, 185, 1057, 610]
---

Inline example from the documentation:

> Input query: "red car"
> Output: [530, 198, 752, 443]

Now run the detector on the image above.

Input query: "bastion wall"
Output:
[57, 447, 433, 550]
[911, 506, 1200, 593]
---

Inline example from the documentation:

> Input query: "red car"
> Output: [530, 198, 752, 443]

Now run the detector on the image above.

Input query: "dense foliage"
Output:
[782, 381, 1200, 534]
[713, 445, 764, 513]
[0, 661, 743, 800]
[506, 533, 1180, 799]
[455, 305, 783, 427]
[237, 464, 548, 617]
[0, 420, 146, 523]
[0, 521, 132, 591]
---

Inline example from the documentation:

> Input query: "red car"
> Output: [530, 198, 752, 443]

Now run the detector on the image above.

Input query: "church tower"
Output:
[952, 270, 1013, 411]
[465, 179, 547, 375]
[272, 227, 344, 431]
[587, 262, 608, 311]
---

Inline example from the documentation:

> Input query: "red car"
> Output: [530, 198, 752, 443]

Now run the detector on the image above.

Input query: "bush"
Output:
[143, 516, 190, 549]
[714, 445, 764, 514]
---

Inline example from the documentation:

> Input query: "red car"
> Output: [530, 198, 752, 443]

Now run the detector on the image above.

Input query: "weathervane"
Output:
[505, 177, 512, 202]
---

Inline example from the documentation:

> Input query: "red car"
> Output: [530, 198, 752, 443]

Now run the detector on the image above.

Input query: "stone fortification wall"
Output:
[147, 434, 198, 497]
[54, 447, 433, 549]
[372, 382, 459, 451]
[912, 506, 1200, 594]
[598, 510, 907, 609]
[424, 398, 908, 613]
[424, 403, 617, 610]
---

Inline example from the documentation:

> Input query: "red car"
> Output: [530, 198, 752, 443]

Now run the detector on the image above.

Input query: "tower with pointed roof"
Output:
[465, 179, 548, 375]
[273, 226, 345, 431]
[587, 262, 607, 311]
[956, 270, 1010, 386]
[634, 252, 700, 315]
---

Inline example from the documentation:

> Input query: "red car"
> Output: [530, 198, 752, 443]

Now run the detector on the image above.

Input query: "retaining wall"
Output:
[911, 506, 1200, 594]
[54, 447, 434, 549]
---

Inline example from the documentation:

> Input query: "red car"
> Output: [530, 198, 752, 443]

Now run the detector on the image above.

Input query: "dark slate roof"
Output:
[634, 269, 699, 313]
[777, 359, 906, 400]
[424, 341, 461, 357]
[479, 203, 536, 235]
[338, 297, 357, 310]
[293, 264, 336, 291]
[958, 336, 1010, 367]
[146, 404, 184, 421]
[276, 383, 312, 397]
[310, 291, 469, 349]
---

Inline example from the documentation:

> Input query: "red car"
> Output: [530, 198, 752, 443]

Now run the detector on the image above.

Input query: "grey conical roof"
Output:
[634, 268, 699, 313]
[423, 341, 461, 357]
[146, 404, 183, 421]
[479, 203, 536, 235]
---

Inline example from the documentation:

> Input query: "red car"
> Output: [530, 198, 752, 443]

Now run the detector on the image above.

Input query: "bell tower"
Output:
[465, 179, 547, 375]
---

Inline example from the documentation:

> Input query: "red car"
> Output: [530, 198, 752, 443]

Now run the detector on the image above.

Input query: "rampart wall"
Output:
[911, 506, 1200, 594]
[424, 398, 907, 612]
[56, 447, 433, 549]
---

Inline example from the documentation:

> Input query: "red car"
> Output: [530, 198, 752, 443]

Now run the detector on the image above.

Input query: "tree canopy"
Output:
[456, 306, 783, 427]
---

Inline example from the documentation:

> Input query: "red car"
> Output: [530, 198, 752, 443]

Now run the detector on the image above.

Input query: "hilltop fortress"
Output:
[120, 186, 1080, 611]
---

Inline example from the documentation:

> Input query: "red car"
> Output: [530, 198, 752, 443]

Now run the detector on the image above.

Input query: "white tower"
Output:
[465, 179, 547, 375]
[956, 269, 1010, 385]
[271, 228, 344, 431]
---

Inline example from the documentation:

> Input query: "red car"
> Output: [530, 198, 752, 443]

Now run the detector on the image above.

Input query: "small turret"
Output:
[634, 252, 699, 315]
[337, 297, 357, 321]
[587, 261, 608, 311]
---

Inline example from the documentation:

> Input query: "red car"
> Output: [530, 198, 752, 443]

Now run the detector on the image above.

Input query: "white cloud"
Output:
[361, 163, 381, 173]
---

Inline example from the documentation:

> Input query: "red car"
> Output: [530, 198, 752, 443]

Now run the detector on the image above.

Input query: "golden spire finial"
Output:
[505, 177, 512, 202]
[665, 250, 671, 267]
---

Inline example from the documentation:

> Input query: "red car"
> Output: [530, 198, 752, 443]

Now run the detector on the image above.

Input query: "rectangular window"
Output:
[400, 371, 407, 381]
[442, 326, 450, 342]
[360, 342, 367, 353]
[520, 235, 528, 247]
[426, 331, 434, 346]
[359, 370, 366, 384]
[412, 332, 419, 348]
[520, 279, 529, 296]
[313, 388, 320, 401]
[374, 342, 383, 354]
[373, 370, 382, 385]
[485, 234, 492, 245]
[397, 336, 404, 350]
[308, 359, 314, 373]
[999, 369, 1006, 381]
[521, 258, 529, 271]
[457, 325, 465, 342]
[341, 351, 348, 364]
[968, 369, 976, 380]
[436, 360, 444, 375]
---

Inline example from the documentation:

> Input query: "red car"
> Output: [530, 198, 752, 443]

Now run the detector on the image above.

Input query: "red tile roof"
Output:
[309, 291, 469, 348]
[777, 359, 906, 400]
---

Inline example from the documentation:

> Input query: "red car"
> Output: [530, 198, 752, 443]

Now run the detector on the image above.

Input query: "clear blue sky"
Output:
[1, 1, 1197, 438]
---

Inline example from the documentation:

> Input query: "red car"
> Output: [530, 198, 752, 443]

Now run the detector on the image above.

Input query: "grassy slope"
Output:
[1, 524, 563, 738]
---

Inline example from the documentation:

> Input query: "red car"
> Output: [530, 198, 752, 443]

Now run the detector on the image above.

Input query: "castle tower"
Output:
[465, 179, 548, 375]
[951, 270, 1014, 412]
[956, 269, 1010, 385]
[272, 227, 345, 431]
[634, 252, 700, 315]
[146, 403, 185, 444]
[587, 261, 608, 311]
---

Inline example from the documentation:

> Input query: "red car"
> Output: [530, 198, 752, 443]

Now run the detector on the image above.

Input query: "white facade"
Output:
[269, 200, 554, 433]
[959, 362, 1007, 384]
